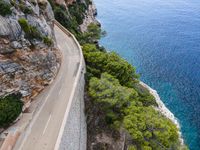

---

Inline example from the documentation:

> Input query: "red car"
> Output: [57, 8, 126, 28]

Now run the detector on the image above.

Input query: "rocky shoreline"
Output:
[139, 81, 184, 145]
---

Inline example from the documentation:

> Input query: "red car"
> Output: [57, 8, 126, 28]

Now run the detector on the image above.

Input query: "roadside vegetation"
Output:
[0, 0, 12, 16]
[48, 0, 97, 43]
[18, 18, 53, 46]
[18, 18, 42, 40]
[0, 93, 23, 128]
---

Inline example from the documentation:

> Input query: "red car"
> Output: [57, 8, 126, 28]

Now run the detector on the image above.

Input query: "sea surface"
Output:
[93, 0, 200, 149]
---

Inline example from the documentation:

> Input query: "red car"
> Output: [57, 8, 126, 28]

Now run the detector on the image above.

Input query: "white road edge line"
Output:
[42, 114, 52, 135]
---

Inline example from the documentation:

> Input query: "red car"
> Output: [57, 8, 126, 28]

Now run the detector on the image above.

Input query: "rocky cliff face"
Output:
[53, 0, 98, 32]
[0, 0, 97, 108]
[79, 0, 99, 32]
[0, 0, 60, 106]
[0, 0, 97, 111]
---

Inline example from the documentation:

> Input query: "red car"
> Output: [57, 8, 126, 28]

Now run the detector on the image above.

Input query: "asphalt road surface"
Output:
[14, 23, 81, 150]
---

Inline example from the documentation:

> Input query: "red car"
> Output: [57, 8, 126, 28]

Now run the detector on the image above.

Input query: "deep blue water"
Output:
[94, 0, 200, 149]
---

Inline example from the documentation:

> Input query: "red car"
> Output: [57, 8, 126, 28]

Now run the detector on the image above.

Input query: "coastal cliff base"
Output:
[85, 81, 184, 149]
[85, 90, 126, 150]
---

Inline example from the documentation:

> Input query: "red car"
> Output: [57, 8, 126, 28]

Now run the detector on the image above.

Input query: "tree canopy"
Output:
[124, 105, 180, 150]
[83, 44, 139, 86]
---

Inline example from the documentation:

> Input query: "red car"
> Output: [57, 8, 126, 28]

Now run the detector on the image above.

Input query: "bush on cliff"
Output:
[19, 3, 33, 14]
[18, 18, 30, 33]
[54, 6, 74, 31]
[43, 36, 53, 46]
[0, 0, 12, 16]
[68, 2, 86, 25]
[18, 18, 42, 40]
[80, 23, 106, 44]
[89, 73, 139, 124]
[0, 93, 23, 128]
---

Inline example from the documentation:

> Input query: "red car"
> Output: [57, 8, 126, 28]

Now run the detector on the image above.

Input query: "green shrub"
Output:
[68, 2, 86, 25]
[105, 110, 118, 125]
[0, 93, 23, 128]
[0, 0, 12, 16]
[89, 73, 139, 122]
[18, 18, 30, 33]
[43, 36, 53, 46]
[54, 5, 79, 35]
[128, 146, 137, 150]
[18, 18, 42, 39]
[81, 23, 105, 44]
[54, 6, 71, 29]
[52, 1, 89, 40]
[29, 26, 42, 39]
[19, 3, 33, 14]
[82, 44, 98, 54]
[133, 83, 157, 106]
[10, 0, 17, 7]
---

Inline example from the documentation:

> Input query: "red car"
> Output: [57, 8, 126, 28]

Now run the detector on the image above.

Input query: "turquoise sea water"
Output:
[94, 0, 200, 149]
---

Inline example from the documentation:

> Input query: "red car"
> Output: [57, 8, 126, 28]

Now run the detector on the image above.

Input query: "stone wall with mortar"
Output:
[59, 70, 86, 150]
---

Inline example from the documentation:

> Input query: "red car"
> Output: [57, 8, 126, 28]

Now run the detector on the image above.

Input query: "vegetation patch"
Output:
[19, 3, 33, 14]
[0, 93, 23, 128]
[18, 18, 42, 40]
[54, 5, 77, 34]
[68, 2, 86, 25]
[43, 36, 53, 46]
[10, 0, 33, 14]
[0, 0, 12, 16]
[48, 0, 93, 41]
[83, 43, 139, 86]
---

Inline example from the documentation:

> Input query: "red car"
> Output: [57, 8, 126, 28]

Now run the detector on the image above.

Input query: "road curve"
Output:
[14, 21, 84, 150]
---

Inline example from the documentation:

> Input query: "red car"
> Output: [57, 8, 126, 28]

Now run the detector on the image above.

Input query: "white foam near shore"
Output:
[139, 81, 184, 145]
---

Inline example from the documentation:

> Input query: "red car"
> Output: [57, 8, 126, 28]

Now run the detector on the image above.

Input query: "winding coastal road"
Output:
[13, 21, 84, 150]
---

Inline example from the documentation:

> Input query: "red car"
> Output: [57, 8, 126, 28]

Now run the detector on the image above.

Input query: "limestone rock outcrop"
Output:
[0, 0, 61, 105]
[80, 0, 99, 32]
[0, 16, 22, 40]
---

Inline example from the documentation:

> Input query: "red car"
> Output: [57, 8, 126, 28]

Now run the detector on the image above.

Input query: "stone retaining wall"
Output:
[59, 70, 86, 150]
